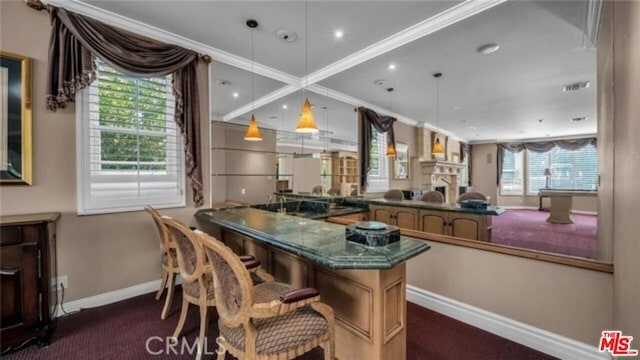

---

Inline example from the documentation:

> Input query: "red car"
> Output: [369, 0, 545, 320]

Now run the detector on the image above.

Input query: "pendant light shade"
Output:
[244, 114, 262, 141]
[386, 142, 397, 157]
[432, 137, 444, 154]
[295, 98, 319, 133]
[432, 72, 444, 155]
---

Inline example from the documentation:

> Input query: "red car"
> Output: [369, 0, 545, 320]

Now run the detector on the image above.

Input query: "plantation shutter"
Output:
[526, 144, 597, 194]
[77, 60, 185, 214]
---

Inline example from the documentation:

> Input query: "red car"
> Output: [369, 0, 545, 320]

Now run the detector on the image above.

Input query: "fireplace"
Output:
[419, 160, 464, 204]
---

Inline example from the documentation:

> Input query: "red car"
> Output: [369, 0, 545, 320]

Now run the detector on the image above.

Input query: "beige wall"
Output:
[469, 143, 498, 204]
[407, 243, 612, 344]
[610, 0, 640, 343]
[0, 2, 210, 302]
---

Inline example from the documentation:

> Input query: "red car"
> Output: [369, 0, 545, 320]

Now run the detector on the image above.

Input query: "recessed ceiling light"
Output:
[215, 79, 231, 86]
[282, 104, 288, 109]
[232, 92, 239, 98]
[374, 79, 387, 86]
[477, 43, 500, 55]
[334, 29, 344, 39]
[538, 119, 544, 123]
[387, 64, 396, 70]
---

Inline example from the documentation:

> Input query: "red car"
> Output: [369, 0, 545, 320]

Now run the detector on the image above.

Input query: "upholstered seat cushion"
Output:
[252, 282, 295, 303]
[219, 305, 329, 355]
[181, 273, 215, 298]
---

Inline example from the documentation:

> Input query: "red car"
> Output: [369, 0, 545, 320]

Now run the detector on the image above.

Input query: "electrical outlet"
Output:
[51, 275, 68, 291]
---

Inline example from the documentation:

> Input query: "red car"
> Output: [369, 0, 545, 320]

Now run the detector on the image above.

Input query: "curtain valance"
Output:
[496, 137, 597, 186]
[45, 7, 203, 205]
[357, 107, 396, 192]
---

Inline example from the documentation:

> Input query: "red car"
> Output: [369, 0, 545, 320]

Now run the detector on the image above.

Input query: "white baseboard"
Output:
[406, 285, 609, 360]
[55, 278, 180, 318]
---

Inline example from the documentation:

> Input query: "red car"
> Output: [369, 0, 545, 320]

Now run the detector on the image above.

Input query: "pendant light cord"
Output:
[251, 26, 255, 115]
[304, 0, 309, 99]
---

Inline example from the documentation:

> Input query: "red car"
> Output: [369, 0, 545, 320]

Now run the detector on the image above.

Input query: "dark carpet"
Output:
[3, 291, 555, 360]
[491, 209, 597, 259]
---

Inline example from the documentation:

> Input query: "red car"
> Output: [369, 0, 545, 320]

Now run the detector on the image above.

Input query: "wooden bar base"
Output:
[219, 228, 407, 360]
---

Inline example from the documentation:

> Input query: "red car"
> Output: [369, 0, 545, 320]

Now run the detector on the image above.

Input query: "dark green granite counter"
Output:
[356, 198, 505, 216]
[195, 207, 429, 270]
[253, 200, 366, 220]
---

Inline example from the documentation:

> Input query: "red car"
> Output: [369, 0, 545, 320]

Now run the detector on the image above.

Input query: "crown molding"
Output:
[582, 0, 604, 48]
[44, 0, 300, 86]
[304, 0, 508, 85]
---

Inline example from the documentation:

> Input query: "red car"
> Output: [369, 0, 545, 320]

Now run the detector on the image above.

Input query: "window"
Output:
[366, 127, 389, 193]
[527, 145, 598, 195]
[76, 60, 185, 215]
[499, 150, 524, 195]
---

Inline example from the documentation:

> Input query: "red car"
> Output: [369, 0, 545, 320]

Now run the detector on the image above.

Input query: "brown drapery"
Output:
[358, 107, 396, 192]
[45, 6, 203, 205]
[496, 137, 597, 186]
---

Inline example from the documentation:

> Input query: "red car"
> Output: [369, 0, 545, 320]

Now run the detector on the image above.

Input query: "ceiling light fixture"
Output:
[232, 92, 239, 98]
[386, 87, 396, 157]
[387, 63, 396, 70]
[282, 104, 288, 109]
[432, 73, 444, 155]
[244, 19, 262, 141]
[334, 29, 344, 38]
[477, 43, 500, 55]
[295, 1, 319, 133]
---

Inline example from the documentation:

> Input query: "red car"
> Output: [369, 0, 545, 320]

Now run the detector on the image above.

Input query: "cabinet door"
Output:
[394, 208, 418, 230]
[370, 206, 394, 225]
[1, 245, 39, 329]
[419, 210, 448, 235]
[449, 216, 480, 240]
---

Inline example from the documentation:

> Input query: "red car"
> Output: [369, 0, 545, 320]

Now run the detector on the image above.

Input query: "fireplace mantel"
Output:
[419, 160, 464, 204]
[419, 160, 465, 174]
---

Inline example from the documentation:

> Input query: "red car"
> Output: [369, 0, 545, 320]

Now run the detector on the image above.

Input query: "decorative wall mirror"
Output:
[393, 141, 409, 180]
[0, 51, 32, 185]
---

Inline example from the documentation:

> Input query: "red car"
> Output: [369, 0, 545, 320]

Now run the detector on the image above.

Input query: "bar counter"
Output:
[195, 207, 430, 360]
[195, 207, 428, 269]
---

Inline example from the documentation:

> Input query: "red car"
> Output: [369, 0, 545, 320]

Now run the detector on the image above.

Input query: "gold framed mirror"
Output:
[0, 51, 32, 185]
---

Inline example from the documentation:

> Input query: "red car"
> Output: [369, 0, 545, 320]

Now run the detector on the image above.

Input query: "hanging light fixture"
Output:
[244, 19, 262, 141]
[432, 72, 444, 155]
[295, 1, 319, 133]
[386, 87, 396, 157]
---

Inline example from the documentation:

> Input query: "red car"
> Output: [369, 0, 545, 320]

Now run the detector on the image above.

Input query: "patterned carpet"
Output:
[2, 290, 555, 360]
[491, 209, 597, 259]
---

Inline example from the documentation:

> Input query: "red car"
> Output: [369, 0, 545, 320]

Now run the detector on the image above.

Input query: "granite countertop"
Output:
[195, 207, 429, 270]
[361, 198, 505, 216]
[253, 200, 367, 220]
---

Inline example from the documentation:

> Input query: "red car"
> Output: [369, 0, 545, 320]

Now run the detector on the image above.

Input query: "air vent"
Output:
[562, 81, 590, 92]
[571, 116, 587, 122]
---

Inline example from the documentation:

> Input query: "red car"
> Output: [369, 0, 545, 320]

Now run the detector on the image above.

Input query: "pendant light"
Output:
[295, 1, 319, 133]
[386, 87, 396, 157]
[432, 72, 444, 155]
[244, 19, 262, 141]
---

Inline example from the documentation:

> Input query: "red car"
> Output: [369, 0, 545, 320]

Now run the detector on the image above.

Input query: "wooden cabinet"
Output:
[1, 213, 60, 352]
[370, 205, 419, 230]
[419, 210, 491, 241]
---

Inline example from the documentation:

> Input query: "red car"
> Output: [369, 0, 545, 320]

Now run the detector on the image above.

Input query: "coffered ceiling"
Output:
[73, 0, 599, 147]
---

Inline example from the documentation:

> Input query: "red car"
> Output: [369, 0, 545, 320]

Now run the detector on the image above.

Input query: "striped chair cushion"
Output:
[219, 305, 329, 355]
